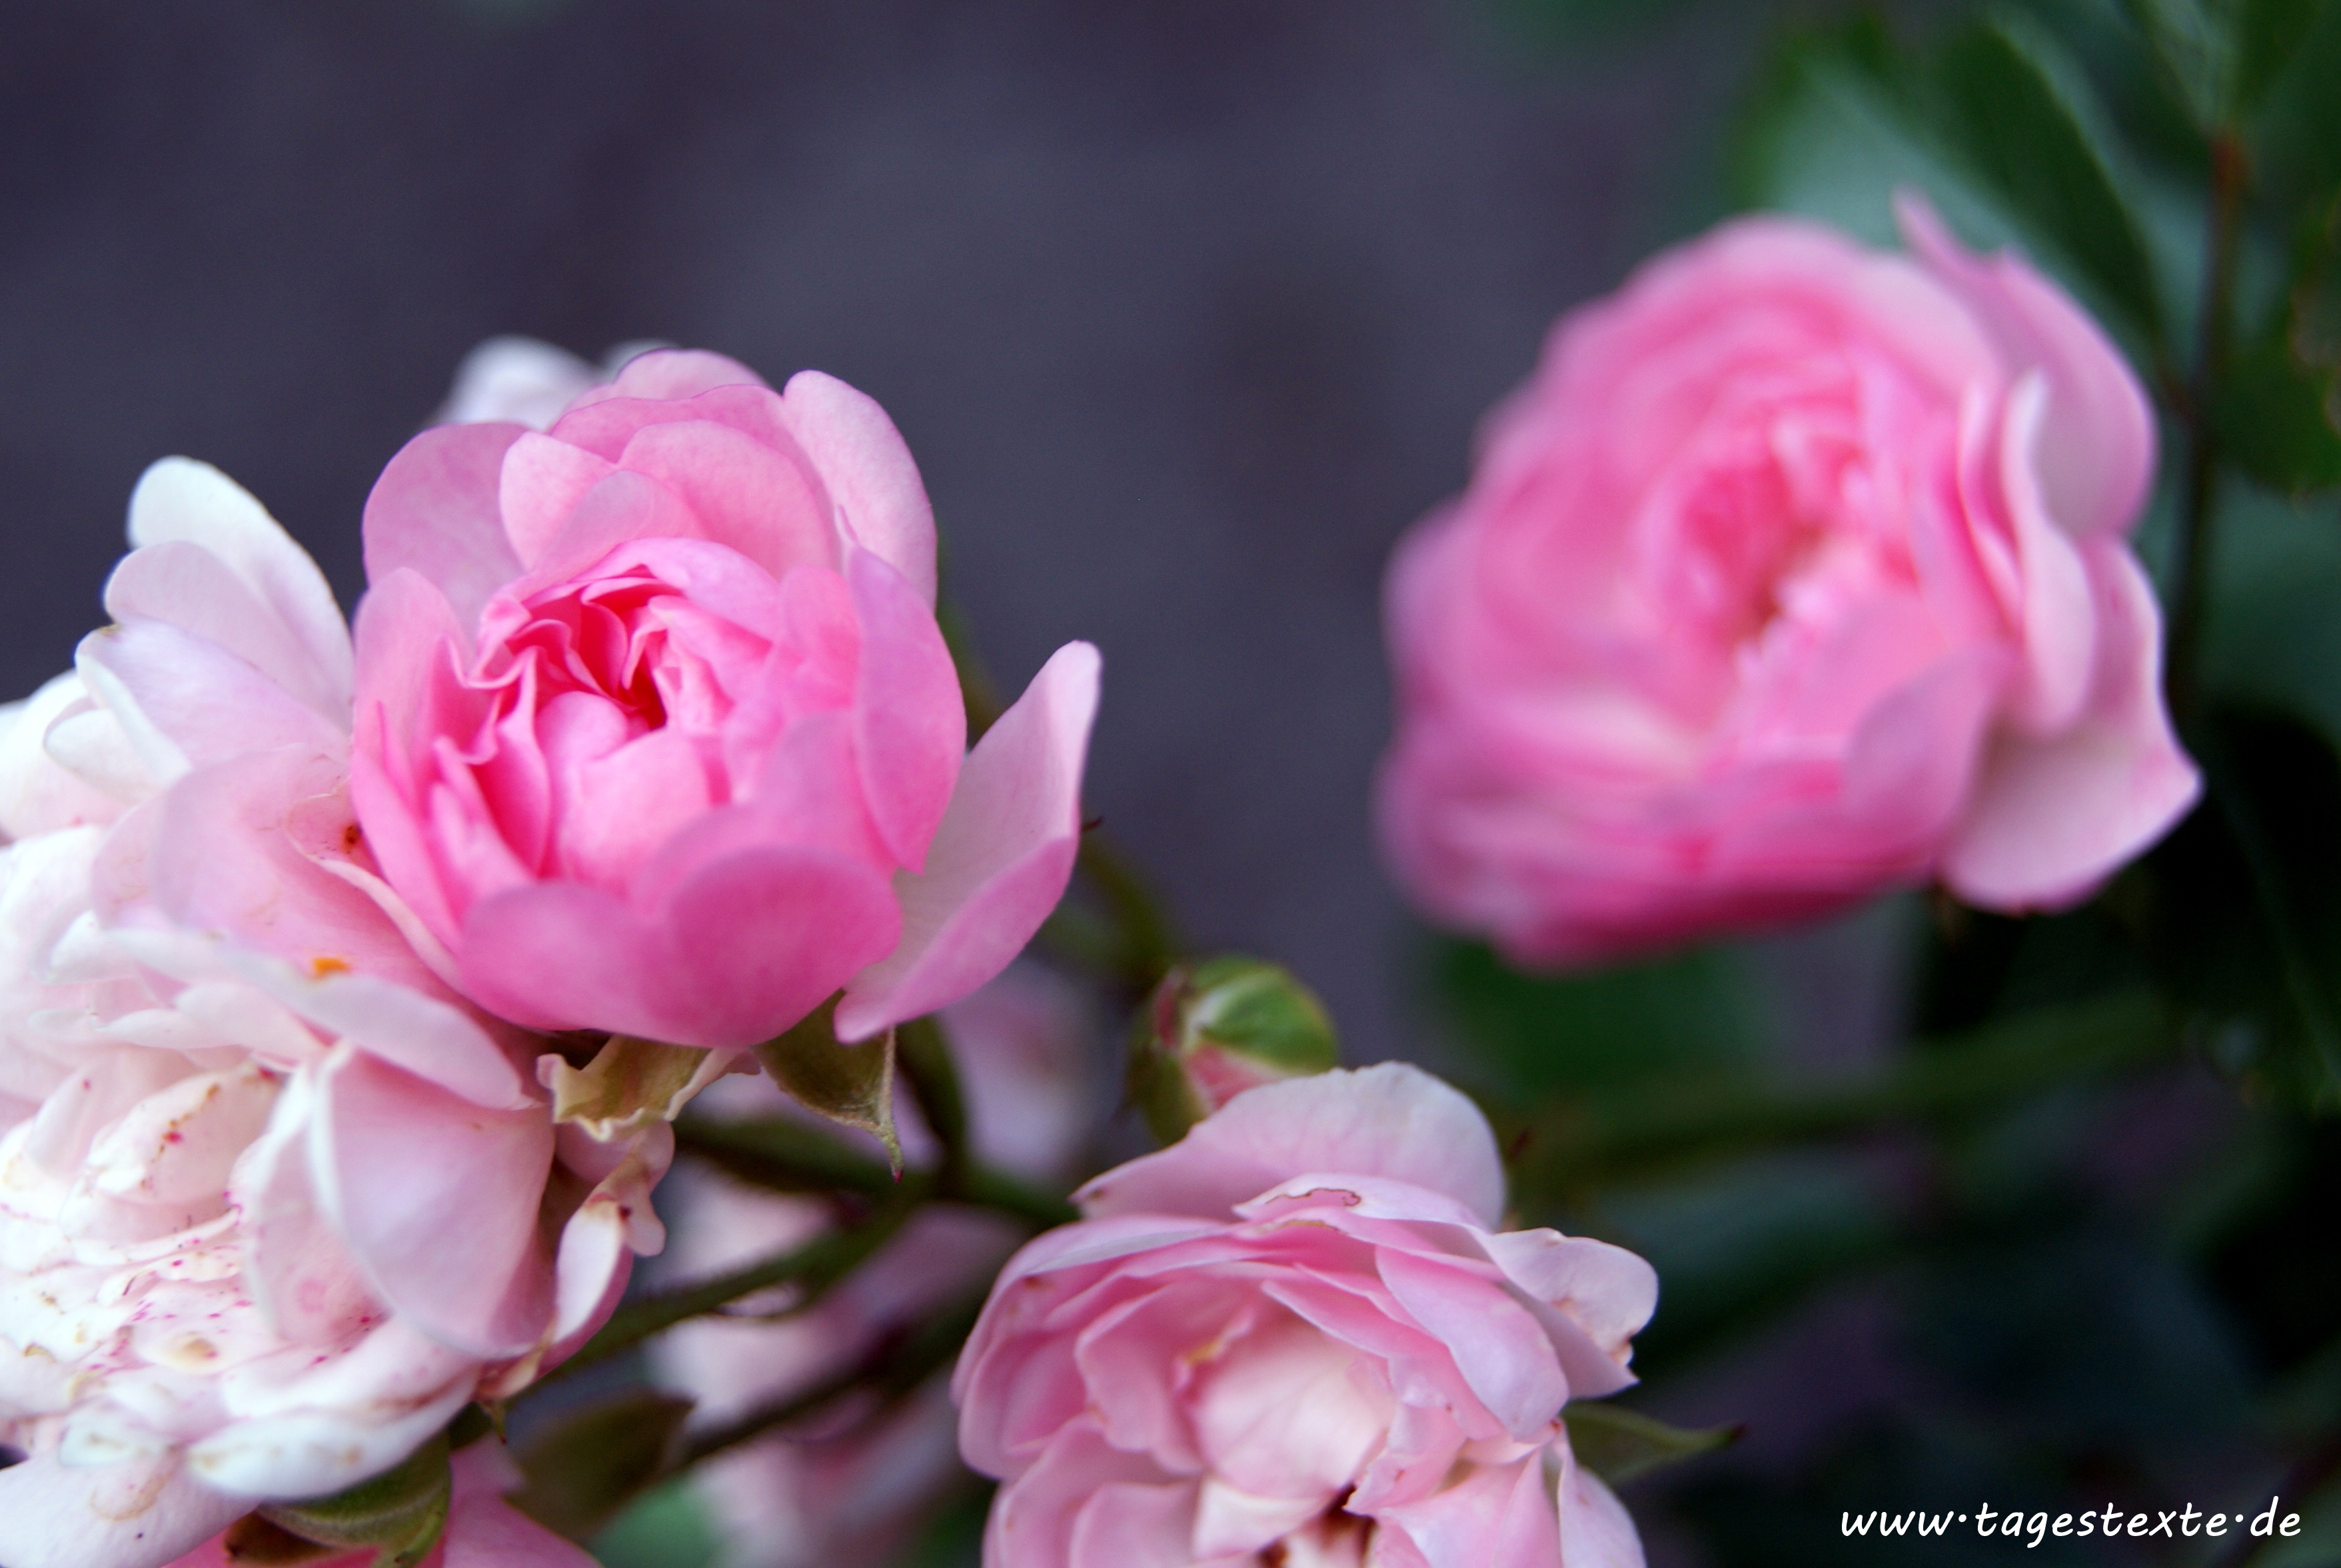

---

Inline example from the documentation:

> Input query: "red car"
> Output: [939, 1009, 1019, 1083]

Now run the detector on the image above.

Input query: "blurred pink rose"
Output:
[0, 462, 665, 1568]
[1379, 197, 2198, 964]
[654, 963, 1096, 1568]
[954, 1063, 1657, 1568]
[353, 347, 1100, 1050]
[161, 1438, 595, 1568]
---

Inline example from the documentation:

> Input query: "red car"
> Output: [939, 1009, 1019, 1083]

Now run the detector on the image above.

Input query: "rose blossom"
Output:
[654, 963, 1096, 1568]
[352, 345, 1100, 1051]
[1378, 196, 2198, 964]
[0, 461, 666, 1568]
[954, 1062, 1657, 1568]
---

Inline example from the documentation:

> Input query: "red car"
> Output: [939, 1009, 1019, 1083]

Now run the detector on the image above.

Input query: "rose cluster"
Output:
[0, 347, 1097, 1567]
[0, 189, 2199, 1568]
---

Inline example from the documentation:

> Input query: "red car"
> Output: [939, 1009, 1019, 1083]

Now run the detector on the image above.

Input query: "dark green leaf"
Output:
[752, 996, 901, 1174]
[1564, 1401, 1743, 1485]
[1509, 990, 2176, 1197]
[508, 1390, 694, 1543]
[2123, 0, 2241, 129]
[2199, 480, 2341, 746]
[1937, 13, 2163, 337]
[217, 1517, 344, 1566]
[2137, 710, 2341, 1110]
[589, 1481, 723, 1568]
[2218, 334, 2341, 489]
[258, 1433, 451, 1568]
[2248, 0, 2341, 202]
[2235, 0, 2329, 109]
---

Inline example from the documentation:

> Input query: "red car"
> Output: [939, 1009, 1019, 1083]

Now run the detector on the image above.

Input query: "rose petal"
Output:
[833, 640, 1098, 1041]
[363, 422, 529, 632]
[777, 370, 940, 605]
[1075, 1064, 1507, 1229]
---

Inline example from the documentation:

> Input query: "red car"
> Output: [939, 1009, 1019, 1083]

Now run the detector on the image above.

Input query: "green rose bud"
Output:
[1129, 956, 1338, 1144]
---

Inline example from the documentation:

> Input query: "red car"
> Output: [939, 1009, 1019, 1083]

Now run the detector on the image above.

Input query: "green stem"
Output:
[672, 1114, 1076, 1228]
[2166, 131, 2247, 720]
[1513, 990, 2177, 1195]
[548, 1181, 928, 1381]
[896, 1014, 970, 1181]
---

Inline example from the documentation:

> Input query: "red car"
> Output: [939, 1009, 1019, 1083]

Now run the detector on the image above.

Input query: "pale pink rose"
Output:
[352, 347, 1102, 1051]
[0, 461, 666, 1568]
[654, 964, 1097, 1568]
[160, 1437, 596, 1568]
[1378, 197, 2198, 964]
[954, 1063, 1657, 1568]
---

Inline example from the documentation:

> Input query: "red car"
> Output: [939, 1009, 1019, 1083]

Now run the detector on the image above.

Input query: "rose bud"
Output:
[1128, 955, 1337, 1143]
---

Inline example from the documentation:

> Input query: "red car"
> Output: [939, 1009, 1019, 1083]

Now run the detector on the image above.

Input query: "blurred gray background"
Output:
[0, 0, 1767, 1060]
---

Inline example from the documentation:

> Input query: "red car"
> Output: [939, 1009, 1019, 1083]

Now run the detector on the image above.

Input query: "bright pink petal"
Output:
[1075, 1064, 1507, 1228]
[778, 370, 940, 604]
[456, 846, 900, 1048]
[351, 568, 488, 948]
[313, 1047, 554, 1357]
[125, 458, 353, 713]
[573, 347, 768, 406]
[0, 1450, 245, 1568]
[849, 550, 964, 871]
[364, 422, 529, 632]
[614, 417, 840, 578]
[1943, 543, 2200, 906]
[833, 641, 1099, 1041]
[1993, 376, 2097, 736]
[1898, 191, 2156, 540]
[498, 431, 618, 570]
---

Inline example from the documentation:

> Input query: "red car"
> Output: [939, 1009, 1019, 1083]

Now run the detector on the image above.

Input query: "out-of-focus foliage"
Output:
[1441, 1, 2341, 1561]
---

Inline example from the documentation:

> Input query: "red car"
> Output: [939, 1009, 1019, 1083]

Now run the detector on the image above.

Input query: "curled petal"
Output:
[0, 1450, 244, 1568]
[835, 641, 1100, 1041]
[363, 422, 529, 633]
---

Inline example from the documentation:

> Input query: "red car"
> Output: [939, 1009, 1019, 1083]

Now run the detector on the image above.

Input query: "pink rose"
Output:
[353, 347, 1100, 1050]
[1378, 197, 2198, 964]
[953, 1063, 1658, 1568]
[161, 1438, 595, 1568]
[654, 964, 1096, 1568]
[0, 461, 666, 1568]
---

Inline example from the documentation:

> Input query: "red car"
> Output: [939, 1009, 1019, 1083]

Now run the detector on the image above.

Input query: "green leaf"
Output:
[257, 1433, 451, 1568]
[1509, 990, 2176, 1197]
[1433, 939, 1771, 1100]
[1937, 13, 2163, 338]
[590, 1479, 724, 1568]
[752, 996, 901, 1174]
[2248, 0, 2341, 203]
[2200, 478, 2341, 744]
[896, 1014, 970, 1173]
[2218, 335, 2341, 490]
[2123, 0, 2242, 129]
[509, 1389, 695, 1543]
[2137, 709, 2341, 1110]
[2234, 0, 2329, 109]
[544, 1036, 727, 1141]
[1564, 1401, 1742, 1485]
[1735, 19, 2164, 356]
